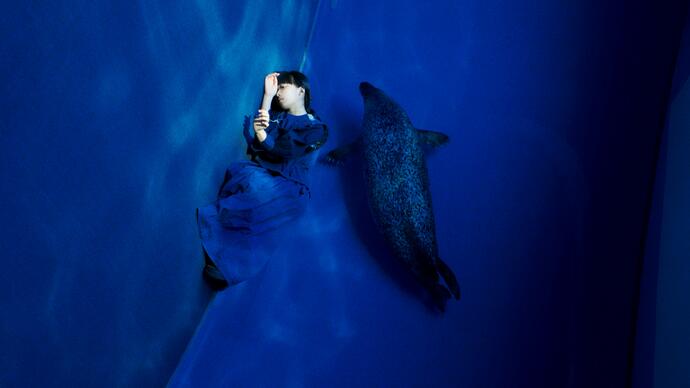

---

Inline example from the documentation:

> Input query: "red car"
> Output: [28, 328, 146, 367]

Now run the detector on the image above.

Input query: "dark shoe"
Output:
[203, 262, 229, 290]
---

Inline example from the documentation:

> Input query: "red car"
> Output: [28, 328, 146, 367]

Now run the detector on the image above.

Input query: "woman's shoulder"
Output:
[267, 110, 327, 131]
[284, 112, 324, 127]
[298, 115, 326, 133]
[304, 112, 327, 127]
[306, 113, 326, 128]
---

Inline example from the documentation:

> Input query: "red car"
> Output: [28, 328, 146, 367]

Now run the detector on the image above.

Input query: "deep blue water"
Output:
[1, 1, 689, 387]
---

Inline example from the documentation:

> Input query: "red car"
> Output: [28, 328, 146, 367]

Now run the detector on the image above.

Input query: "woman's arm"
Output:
[254, 72, 280, 142]
[260, 93, 273, 112]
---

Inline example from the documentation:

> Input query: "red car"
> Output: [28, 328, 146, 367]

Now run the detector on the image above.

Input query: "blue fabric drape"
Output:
[196, 160, 310, 284]
[196, 110, 325, 285]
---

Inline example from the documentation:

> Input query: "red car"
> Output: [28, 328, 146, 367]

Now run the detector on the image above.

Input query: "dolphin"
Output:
[322, 81, 460, 311]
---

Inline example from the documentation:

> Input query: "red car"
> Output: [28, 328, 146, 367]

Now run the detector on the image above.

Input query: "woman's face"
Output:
[276, 83, 304, 110]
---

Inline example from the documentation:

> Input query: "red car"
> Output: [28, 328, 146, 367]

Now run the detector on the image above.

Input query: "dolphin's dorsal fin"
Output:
[319, 136, 363, 166]
[416, 129, 449, 149]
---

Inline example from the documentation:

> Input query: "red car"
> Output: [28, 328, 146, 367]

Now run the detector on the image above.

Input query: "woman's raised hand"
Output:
[253, 109, 270, 134]
[264, 72, 280, 97]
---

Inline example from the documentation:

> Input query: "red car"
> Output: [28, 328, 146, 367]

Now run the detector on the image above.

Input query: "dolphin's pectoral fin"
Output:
[435, 258, 460, 300]
[416, 129, 449, 149]
[319, 136, 363, 166]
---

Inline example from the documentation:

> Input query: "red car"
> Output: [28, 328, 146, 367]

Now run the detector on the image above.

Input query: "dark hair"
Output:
[272, 70, 320, 119]
[270, 70, 328, 151]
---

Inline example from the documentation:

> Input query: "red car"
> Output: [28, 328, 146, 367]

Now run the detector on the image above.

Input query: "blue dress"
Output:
[196, 110, 327, 285]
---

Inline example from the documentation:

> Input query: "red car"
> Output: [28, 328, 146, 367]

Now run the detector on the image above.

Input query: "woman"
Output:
[196, 71, 328, 290]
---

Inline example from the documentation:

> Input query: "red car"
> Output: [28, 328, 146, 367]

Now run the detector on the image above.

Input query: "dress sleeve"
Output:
[244, 111, 279, 151]
[265, 122, 327, 159]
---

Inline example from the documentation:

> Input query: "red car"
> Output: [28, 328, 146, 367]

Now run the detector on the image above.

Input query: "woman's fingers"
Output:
[253, 115, 269, 130]
[257, 110, 270, 123]
[254, 108, 273, 131]
[265, 73, 279, 84]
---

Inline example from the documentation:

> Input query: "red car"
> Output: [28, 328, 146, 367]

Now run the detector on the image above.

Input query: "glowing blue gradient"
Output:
[0, 1, 319, 386]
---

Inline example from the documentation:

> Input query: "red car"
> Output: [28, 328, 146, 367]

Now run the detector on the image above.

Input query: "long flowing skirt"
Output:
[196, 160, 309, 285]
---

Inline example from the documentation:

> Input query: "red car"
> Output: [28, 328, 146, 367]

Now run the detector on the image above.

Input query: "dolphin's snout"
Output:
[359, 81, 374, 95]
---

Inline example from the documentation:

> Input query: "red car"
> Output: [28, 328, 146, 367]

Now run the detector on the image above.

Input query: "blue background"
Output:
[1, 1, 689, 387]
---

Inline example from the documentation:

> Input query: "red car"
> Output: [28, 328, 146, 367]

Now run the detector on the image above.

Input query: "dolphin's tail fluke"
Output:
[436, 258, 460, 300]
[430, 283, 451, 312]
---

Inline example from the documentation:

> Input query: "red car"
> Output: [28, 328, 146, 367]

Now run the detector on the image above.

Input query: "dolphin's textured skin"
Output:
[323, 82, 460, 311]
